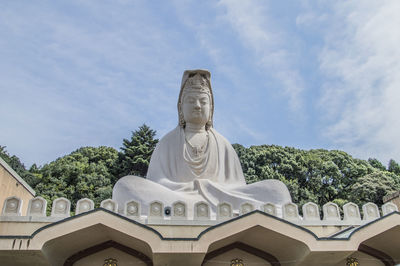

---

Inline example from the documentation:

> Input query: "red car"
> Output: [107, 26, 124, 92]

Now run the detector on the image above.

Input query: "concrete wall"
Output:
[1, 210, 400, 265]
[0, 157, 35, 215]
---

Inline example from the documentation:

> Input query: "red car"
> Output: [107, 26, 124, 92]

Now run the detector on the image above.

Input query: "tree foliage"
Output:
[114, 124, 158, 179]
[2, 125, 400, 212]
[33, 146, 118, 211]
[368, 158, 386, 171]
[1, 125, 159, 213]
[0, 146, 38, 186]
[233, 144, 400, 207]
[350, 171, 399, 205]
[388, 159, 400, 175]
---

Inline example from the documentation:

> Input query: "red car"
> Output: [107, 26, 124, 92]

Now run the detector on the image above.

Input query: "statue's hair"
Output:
[178, 69, 214, 130]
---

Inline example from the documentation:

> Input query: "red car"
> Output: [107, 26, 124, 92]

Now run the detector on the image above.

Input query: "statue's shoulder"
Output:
[156, 126, 181, 148]
[209, 128, 234, 148]
[209, 128, 232, 146]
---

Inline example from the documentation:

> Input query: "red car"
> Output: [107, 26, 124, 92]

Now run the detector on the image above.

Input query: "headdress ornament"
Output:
[183, 73, 210, 95]
[178, 69, 214, 129]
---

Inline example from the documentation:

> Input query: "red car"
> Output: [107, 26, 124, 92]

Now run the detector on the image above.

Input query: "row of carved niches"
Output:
[1, 196, 399, 223]
[291, 201, 399, 222]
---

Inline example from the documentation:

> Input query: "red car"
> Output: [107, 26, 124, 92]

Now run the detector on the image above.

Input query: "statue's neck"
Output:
[185, 123, 206, 133]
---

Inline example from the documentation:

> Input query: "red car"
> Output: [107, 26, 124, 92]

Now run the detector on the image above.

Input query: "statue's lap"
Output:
[112, 175, 291, 214]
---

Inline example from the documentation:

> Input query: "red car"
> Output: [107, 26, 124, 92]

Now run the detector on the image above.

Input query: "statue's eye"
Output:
[185, 97, 194, 103]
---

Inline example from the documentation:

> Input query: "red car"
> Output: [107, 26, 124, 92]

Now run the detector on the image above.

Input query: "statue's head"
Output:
[178, 69, 214, 130]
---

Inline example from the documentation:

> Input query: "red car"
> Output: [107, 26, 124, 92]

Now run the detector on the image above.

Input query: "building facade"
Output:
[0, 196, 399, 265]
[0, 157, 35, 216]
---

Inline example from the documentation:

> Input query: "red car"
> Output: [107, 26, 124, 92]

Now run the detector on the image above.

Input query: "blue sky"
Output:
[1, 0, 400, 167]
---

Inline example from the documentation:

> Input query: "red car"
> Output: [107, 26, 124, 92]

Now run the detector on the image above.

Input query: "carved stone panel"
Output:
[362, 202, 380, 220]
[382, 202, 398, 215]
[101, 199, 118, 212]
[283, 203, 300, 221]
[262, 203, 277, 216]
[75, 198, 94, 215]
[194, 201, 210, 220]
[2, 196, 22, 216]
[125, 200, 140, 217]
[323, 202, 341, 221]
[343, 202, 361, 222]
[149, 201, 163, 218]
[51, 197, 71, 217]
[27, 197, 47, 217]
[172, 201, 187, 219]
[217, 202, 233, 220]
[302, 202, 320, 221]
[239, 202, 254, 215]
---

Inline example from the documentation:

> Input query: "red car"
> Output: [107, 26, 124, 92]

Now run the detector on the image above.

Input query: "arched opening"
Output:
[202, 242, 280, 266]
[64, 240, 153, 266]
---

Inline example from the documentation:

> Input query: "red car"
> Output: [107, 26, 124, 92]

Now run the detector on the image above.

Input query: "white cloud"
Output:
[317, 1, 400, 163]
[173, 0, 305, 113]
[218, 0, 305, 113]
[169, 0, 311, 148]
[0, 1, 191, 166]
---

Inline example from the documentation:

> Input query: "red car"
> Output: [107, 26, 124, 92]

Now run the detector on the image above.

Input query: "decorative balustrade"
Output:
[172, 201, 187, 220]
[217, 202, 233, 220]
[239, 202, 255, 215]
[100, 199, 118, 212]
[51, 197, 71, 217]
[148, 201, 164, 220]
[323, 202, 341, 221]
[124, 200, 140, 217]
[343, 202, 361, 223]
[382, 202, 398, 215]
[263, 203, 277, 216]
[194, 201, 210, 220]
[75, 198, 94, 215]
[302, 202, 320, 221]
[1, 196, 399, 226]
[362, 202, 380, 221]
[27, 196, 47, 217]
[283, 202, 301, 221]
[2, 196, 22, 216]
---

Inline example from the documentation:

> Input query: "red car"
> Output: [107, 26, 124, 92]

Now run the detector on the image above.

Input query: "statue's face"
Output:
[182, 91, 210, 126]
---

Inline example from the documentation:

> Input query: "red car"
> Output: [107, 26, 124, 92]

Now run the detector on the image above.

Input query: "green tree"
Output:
[368, 158, 386, 171]
[233, 144, 384, 207]
[350, 171, 400, 205]
[0, 146, 39, 187]
[34, 146, 118, 212]
[114, 124, 158, 179]
[4, 129, 400, 213]
[388, 159, 400, 175]
[0, 146, 27, 177]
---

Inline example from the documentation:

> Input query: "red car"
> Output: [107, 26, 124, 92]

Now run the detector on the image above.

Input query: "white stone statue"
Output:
[113, 70, 292, 215]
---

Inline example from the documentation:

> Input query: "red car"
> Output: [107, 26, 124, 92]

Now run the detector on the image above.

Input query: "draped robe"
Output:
[113, 126, 292, 215]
